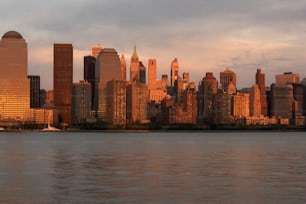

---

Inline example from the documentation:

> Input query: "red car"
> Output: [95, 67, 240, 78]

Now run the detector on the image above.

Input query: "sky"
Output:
[1, 0, 306, 90]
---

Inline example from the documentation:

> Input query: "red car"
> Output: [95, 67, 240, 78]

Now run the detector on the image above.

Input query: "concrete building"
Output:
[72, 81, 92, 124]
[28, 75, 40, 108]
[220, 68, 236, 92]
[0, 31, 32, 125]
[170, 58, 179, 87]
[91, 45, 103, 58]
[53, 43, 73, 126]
[212, 89, 232, 125]
[120, 54, 127, 81]
[276, 72, 300, 85]
[249, 84, 261, 117]
[106, 80, 126, 126]
[198, 72, 218, 123]
[126, 82, 149, 123]
[148, 59, 157, 89]
[94, 48, 122, 121]
[130, 46, 140, 83]
[256, 69, 268, 116]
[233, 92, 250, 118]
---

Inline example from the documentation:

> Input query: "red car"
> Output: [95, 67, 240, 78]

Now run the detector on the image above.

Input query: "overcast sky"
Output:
[1, 0, 306, 89]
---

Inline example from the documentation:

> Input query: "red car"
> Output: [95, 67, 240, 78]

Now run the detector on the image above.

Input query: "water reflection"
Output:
[0, 132, 306, 203]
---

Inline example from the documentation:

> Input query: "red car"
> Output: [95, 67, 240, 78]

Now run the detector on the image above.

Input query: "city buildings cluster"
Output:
[0, 30, 306, 129]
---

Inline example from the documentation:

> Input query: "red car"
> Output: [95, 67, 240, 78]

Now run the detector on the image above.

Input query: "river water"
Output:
[0, 131, 306, 203]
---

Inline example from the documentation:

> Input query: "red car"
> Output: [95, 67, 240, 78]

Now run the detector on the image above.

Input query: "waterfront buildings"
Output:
[233, 92, 250, 118]
[72, 81, 92, 124]
[170, 58, 179, 87]
[276, 72, 300, 85]
[120, 54, 127, 81]
[139, 61, 146, 84]
[0, 31, 32, 124]
[53, 43, 73, 126]
[84, 55, 96, 109]
[256, 69, 268, 116]
[249, 84, 261, 117]
[130, 46, 140, 83]
[94, 48, 122, 121]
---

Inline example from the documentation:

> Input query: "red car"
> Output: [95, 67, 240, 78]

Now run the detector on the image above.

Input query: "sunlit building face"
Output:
[0, 31, 31, 123]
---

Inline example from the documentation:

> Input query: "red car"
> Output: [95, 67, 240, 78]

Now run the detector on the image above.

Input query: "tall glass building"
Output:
[0, 31, 31, 124]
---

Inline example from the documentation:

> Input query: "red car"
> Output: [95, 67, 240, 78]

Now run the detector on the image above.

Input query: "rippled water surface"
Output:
[1, 131, 306, 203]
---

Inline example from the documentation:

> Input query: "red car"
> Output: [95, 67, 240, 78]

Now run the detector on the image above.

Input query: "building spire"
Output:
[132, 45, 138, 60]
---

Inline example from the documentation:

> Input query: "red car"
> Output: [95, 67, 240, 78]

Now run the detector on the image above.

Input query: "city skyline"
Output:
[1, 1, 306, 90]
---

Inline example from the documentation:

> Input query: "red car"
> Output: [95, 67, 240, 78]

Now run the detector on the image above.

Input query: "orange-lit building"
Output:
[130, 46, 140, 82]
[91, 45, 103, 58]
[0, 31, 32, 125]
[120, 54, 127, 81]
[220, 68, 236, 92]
[53, 43, 73, 126]
[256, 69, 268, 116]
[170, 58, 179, 87]
[275, 72, 300, 85]
[250, 84, 261, 117]
[233, 92, 250, 118]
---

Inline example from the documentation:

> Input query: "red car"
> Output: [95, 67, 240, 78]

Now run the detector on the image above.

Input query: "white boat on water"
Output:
[0, 127, 5, 131]
[41, 123, 61, 132]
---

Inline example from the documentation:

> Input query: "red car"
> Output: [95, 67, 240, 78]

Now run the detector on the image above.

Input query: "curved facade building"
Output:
[0, 31, 31, 123]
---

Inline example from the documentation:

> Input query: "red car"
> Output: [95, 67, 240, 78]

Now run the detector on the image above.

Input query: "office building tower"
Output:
[292, 83, 303, 118]
[91, 45, 103, 58]
[162, 75, 169, 88]
[220, 68, 236, 92]
[174, 76, 184, 103]
[126, 82, 148, 123]
[171, 58, 179, 87]
[106, 80, 126, 126]
[270, 84, 294, 119]
[275, 72, 300, 85]
[84, 55, 96, 109]
[212, 89, 232, 125]
[28, 75, 40, 108]
[197, 72, 218, 123]
[39, 89, 46, 107]
[148, 59, 157, 89]
[0, 31, 31, 124]
[139, 61, 146, 84]
[233, 92, 250, 118]
[249, 84, 261, 116]
[130, 46, 140, 82]
[120, 54, 127, 81]
[72, 81, 92, 124]
[53, 43, 73, 126]
[94, 48, 122, 121]
[256, 69, 268, 116]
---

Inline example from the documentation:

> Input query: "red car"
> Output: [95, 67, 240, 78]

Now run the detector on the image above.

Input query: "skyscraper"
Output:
[120, 54, 127, 81]
[84, 55, 96, 110]
[270, 84, 294, 119]
[220, 68, 236, 92]
[233, 92, 250, 118]
[171, 58, 179, 87]
[72, 81, 92, 124]
[0, 31, 31, 124]
[148, 59, 157, 89]
[28, 75, 40, 108]
[130, 46, 140, 82]
[53, 43, 73, 126]
[249, 84, 261, 117]
[139, 61, 146, 84]
[275, 72, 300, 85]
[256, 69, 268, 116]
[91, 45, 103, 58]
[94, 48, 122, 121]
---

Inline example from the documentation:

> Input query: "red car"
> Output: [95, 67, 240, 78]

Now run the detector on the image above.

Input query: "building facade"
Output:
[130, 46, 140, 83]
[53, 43, 73, 126]
[28, 75, 40, 108]
[256, 69, 268, 116]
[170, 58, 179, 87]
[220, 68, 236, 92]
[72, 81, 92, 124]
[276, 72, 300, 85]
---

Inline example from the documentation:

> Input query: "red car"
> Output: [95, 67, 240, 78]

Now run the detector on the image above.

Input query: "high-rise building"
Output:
[148, 59, 157, 89]
[162, 75, 169, 88]
[126, 82, 148, 123]
[233, 92, 250, 118]
[94, 48, 122, 121]
[72, 81, 92, 124]
[275, 72, 300, 85]
[171, 58, 179, 87]
[53, 43, 73, 126]
[256, 69, 268, 116]
[212, 89, 232, 125]
[270, 84, 294, 119]
[249, 84, 261, 116]
[84, 55, 96, 110]
[174, 76, 184, 103]
[28, 75, 40, 108]
[220, 68, 236, 92]
[39, 89, 46, 107]
[106, 80, 126, 126]
[91, 45, 103, 58]
[139, 61, 146, 84]
[130, 46, 140, 82]
[120, 54, 127, 81]
[0, 31, 32, 124]
[197, 72, 218, 123]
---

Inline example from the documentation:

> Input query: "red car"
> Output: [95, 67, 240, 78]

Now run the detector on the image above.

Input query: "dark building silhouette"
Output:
[39, 89, 46, 107]
[84, 55, 96, 110]
[53, 43, 73, 126]
[139, 61, 146, 84]
[28, 75, 40, 108]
